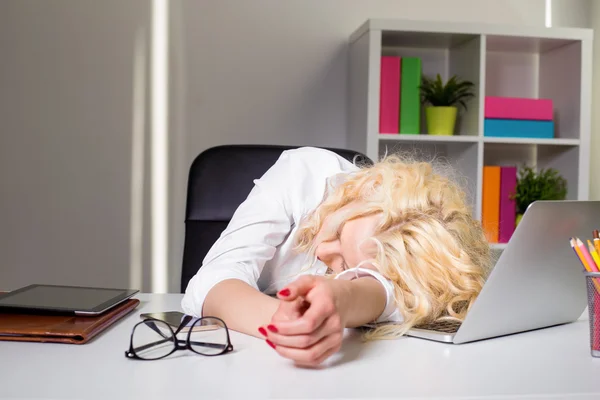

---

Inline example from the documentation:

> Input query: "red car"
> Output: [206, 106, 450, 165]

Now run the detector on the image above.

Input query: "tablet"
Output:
[0, 284, 139, 316]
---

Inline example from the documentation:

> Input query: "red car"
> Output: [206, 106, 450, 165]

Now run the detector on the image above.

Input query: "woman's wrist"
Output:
[332, 277, 387, 328]
[331, 279, 353, 325]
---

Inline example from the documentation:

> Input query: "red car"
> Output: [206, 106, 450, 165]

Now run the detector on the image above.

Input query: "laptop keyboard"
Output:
[414, 320, 462, 333]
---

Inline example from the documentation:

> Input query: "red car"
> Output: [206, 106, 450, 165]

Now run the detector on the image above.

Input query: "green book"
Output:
[399, 57, 421, 134]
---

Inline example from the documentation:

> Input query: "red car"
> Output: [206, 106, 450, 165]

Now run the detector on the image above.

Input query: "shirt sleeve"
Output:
[334, 267, 404, 324]
[181, 155, 295, 317]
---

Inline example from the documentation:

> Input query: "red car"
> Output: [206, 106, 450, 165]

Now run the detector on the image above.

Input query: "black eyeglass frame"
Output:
[124, 314, 233, 360]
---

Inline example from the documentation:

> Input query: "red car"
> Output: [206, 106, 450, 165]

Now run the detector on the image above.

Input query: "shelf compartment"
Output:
[490, 243, 508, 251]
[381, 33, 481, 137]
[379, 140, 479, 214]
[483, 143, 579, 201]
[485, 35, 582, 140]
[537, 145, 580, 201]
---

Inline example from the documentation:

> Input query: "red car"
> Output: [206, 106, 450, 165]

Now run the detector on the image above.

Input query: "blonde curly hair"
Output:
[293, 154, 492, 339]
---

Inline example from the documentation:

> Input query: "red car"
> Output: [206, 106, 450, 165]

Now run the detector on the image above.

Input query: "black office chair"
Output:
[180, 144, 372, 293]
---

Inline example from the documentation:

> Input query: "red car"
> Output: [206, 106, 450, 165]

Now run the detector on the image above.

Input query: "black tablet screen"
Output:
[0, 286, 126, 310]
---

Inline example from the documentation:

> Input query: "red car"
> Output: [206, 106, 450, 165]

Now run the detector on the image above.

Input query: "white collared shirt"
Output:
[181, 147, 403, 324]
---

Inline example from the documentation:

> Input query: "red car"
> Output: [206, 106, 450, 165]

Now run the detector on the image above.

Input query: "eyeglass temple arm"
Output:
[144, 317, 199, 338]
[145, 321, 171, 339]
[174, 315, 195, 335]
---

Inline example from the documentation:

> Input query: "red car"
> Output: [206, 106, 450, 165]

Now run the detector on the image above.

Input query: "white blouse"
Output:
[181, 147, 403, 324]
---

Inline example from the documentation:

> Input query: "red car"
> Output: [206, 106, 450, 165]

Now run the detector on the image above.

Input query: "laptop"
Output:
[406, 200, 595, 344]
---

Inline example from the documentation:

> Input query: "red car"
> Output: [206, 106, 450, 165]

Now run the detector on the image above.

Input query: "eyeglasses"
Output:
[124, 315, 233, 360]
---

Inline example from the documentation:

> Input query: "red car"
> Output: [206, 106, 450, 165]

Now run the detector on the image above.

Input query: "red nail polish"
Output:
[267, 324, 278, 333]
[258, 327, 267, 336]
[266, 339, 276, 349]
[278, 288, 290, 297]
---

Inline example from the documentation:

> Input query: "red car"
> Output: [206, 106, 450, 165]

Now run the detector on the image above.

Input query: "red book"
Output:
[499, 166, 517, 243]
[379, 56, 401, 134]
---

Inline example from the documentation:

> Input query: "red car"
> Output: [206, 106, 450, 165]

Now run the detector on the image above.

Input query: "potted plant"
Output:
[419, 74, 475, 135]
[513, 165, 567, 225]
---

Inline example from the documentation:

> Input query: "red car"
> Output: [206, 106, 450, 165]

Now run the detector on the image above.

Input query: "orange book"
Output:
[482, 166, 501, 243]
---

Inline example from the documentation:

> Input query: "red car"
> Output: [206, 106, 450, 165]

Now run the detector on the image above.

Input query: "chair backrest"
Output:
[180, 144, 371, 292]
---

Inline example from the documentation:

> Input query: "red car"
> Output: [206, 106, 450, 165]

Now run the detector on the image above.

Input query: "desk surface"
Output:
[1, 293, 600, 400]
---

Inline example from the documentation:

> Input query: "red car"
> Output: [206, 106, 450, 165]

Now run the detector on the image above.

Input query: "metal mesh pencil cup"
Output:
[584, 271, 600, 357]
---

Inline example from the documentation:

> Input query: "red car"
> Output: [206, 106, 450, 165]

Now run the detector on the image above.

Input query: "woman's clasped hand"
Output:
[258, 276, 348, 367]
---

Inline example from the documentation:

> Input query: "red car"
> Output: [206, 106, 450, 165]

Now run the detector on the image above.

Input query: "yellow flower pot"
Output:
[425, 106, 458, 135]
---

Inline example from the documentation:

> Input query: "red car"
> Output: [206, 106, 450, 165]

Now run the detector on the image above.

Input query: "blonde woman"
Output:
[181, 147, 491, 366]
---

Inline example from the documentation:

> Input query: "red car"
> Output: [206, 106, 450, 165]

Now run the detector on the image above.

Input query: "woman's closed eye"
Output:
[335, 229, 349, 271]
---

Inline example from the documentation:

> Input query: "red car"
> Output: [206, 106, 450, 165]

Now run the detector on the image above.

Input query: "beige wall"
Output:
[0, 0, 152, 291]
[589, 1, 600, 201]
[551, 0, 591, 28]
[550, 0, 600, 202]
[173, 0, 546, 158]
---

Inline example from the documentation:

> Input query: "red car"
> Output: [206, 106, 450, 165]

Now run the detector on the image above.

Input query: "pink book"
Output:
[485, 97, 553, 121]
[379, 56, 401, 133]
[499, 166, 517, 243]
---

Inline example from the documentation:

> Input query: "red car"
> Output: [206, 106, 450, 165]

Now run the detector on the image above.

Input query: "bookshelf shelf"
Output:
[490, 243, 508, 251]
[482, 137, 580, 146]
[347, 19, 592, 250]
[379, 134, 480, 143]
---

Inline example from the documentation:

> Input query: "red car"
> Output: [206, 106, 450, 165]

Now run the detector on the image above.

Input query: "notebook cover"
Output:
[484, 119, 554, 139]
[379, 56, 401, 134]
[498, 166, 517, 243]
[0, 298, 139, 344]
[482, 166, 501, 243]
[399, 57, 421, 134]
[485, 96, 553, 120]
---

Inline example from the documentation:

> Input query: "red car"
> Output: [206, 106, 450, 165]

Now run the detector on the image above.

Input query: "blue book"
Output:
[484, 119, 554, 139]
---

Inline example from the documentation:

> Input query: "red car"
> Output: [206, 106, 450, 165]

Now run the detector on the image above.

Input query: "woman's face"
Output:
[314, 204, 380, 273]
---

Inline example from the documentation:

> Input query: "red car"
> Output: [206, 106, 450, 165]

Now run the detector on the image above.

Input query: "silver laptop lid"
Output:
[452, 200, 594, 344]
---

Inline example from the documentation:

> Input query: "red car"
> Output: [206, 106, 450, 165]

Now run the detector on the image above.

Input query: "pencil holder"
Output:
[584, 272, 600, 357]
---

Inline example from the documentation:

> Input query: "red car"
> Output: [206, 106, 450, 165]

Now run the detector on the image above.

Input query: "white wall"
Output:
[1, 0, 559, 293]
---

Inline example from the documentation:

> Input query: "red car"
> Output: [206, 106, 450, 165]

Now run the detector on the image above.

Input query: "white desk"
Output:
[1, 294, 600, 400]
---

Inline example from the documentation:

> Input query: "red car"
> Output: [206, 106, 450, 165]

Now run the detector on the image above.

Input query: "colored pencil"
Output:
[577, 238, 599, 272]
[588, 240, 600, 268]
[594, 230, 600, 255]
[571, 238, 593, 272]
[571, 238, 600, 293]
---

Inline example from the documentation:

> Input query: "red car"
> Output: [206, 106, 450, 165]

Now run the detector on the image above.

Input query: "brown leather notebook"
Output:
[0, 298, 140, 344]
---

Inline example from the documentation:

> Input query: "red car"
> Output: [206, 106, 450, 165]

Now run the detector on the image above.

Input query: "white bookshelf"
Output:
[347, 19, 593, 232]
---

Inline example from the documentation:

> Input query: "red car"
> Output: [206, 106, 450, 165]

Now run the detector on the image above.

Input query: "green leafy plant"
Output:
[419, 74, 475, 110]
[513, 165, 567, 214]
